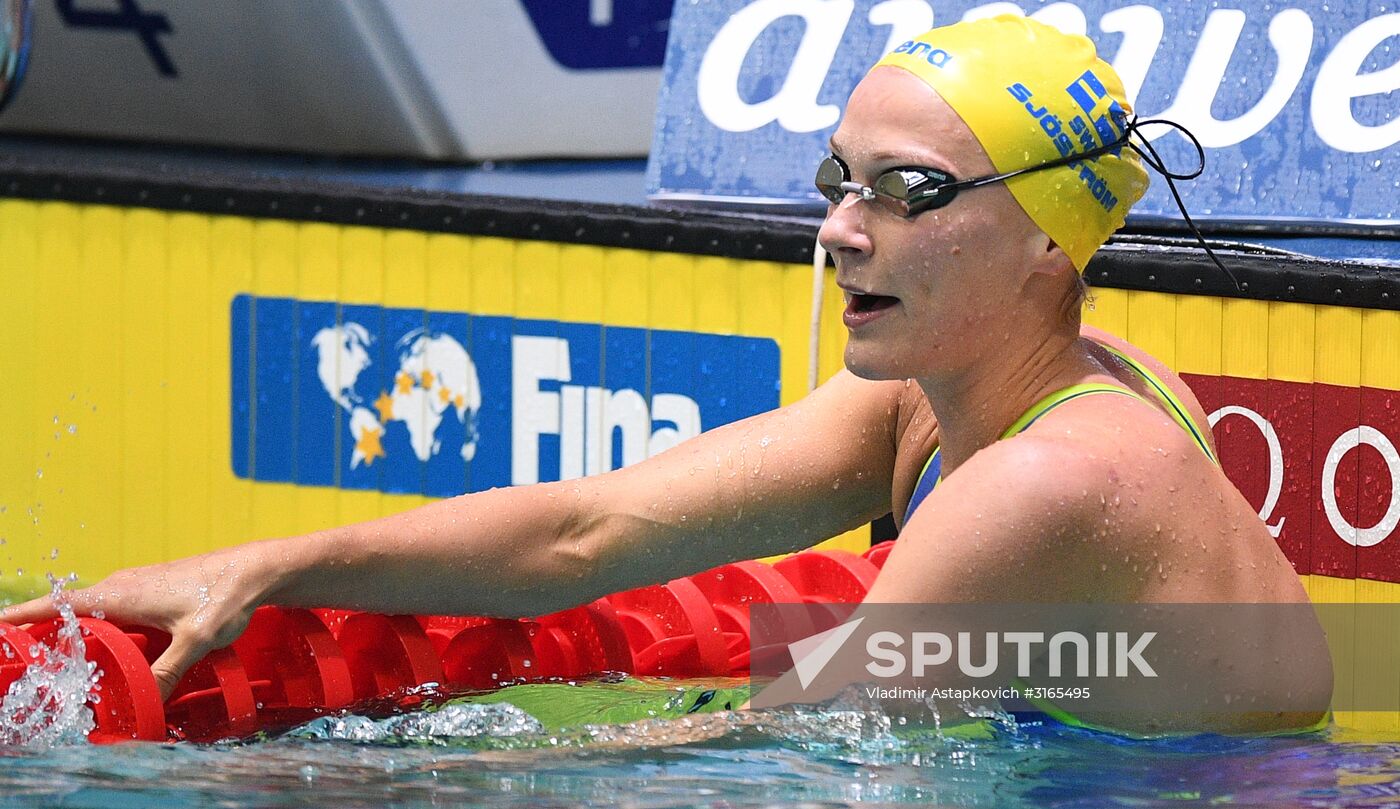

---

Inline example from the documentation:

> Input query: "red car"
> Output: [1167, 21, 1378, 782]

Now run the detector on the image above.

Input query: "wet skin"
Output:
[2, 69, 1329, 735]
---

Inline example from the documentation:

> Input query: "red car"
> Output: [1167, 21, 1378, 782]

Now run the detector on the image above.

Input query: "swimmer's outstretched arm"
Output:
[1, 370, 902, 697]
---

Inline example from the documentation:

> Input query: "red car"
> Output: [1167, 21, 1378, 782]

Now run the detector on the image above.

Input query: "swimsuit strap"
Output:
[904, 448, 944, 526]
[999, 382, 1139, 439]
[901, 383, 1137, 525]
[903, 346, 1219, 525]
[1095, 343, 1218, 465]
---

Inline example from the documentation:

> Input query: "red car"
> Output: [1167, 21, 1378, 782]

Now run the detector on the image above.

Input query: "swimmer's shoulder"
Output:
[992, 393, 1304, 603]
[874, 433, 1138, 602]
[997, 377, 1213, 526]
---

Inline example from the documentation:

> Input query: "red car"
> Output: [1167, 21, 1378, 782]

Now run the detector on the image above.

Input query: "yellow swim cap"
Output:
[873, 14, 1148, 270]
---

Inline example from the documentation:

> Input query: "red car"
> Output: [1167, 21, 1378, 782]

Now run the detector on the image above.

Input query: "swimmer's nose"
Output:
[817, 194, 873, 257]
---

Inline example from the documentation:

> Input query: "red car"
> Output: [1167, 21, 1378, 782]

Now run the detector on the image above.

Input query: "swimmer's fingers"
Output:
[2, 588, 203, 699]
[0, 583, 105, 626]
[148, 608, 258, 701]
[0, 593, 63, 626]
[150, 630, 217, 701]
[3, 569, 194, 635]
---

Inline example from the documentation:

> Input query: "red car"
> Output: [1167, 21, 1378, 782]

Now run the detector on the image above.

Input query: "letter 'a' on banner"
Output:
[647, 0, 1400, 227]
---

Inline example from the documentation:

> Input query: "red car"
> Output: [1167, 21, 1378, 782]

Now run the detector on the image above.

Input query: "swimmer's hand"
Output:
[0, 546, 273, 700]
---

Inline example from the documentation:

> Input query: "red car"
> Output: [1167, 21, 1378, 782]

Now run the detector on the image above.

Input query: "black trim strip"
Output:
[1, 156, 1397, 312]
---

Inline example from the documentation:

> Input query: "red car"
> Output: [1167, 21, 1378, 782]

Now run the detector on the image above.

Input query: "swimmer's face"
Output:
[820, 67, 1065, 381]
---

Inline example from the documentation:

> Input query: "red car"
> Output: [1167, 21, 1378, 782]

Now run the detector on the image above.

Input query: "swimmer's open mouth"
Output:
[849, 293, 900, 313]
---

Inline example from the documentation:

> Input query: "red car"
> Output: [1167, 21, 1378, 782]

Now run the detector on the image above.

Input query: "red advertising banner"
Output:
[1188, 376, 1400, 582]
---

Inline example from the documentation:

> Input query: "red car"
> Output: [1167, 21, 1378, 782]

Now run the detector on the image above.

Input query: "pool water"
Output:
[2, 676, 1399, 809]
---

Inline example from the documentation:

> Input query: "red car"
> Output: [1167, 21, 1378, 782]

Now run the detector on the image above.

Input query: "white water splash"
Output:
[289, 702, 544, 744]
[0, 577, 99, 747]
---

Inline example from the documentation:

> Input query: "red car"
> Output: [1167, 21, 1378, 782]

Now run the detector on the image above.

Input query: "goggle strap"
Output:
[1121, 117, 1241, 293]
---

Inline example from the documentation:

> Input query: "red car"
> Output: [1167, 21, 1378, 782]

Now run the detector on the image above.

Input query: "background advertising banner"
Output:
[229, 296, 780, 496]
[647, 0, 1400, 225]
[0, 0, 672, 159]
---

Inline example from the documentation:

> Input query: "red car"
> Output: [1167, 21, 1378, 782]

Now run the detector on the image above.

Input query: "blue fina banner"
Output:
[230, 296, 781, 497]
[647, 0, 1400, 224]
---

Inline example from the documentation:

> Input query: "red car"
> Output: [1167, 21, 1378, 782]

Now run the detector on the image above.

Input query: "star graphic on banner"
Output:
[421, 369, 435, 389]
[355, 426, 386, 466]
[438, 387, 452, 404]
[395, 372, 414, 394]
[374, 390, 395, 422]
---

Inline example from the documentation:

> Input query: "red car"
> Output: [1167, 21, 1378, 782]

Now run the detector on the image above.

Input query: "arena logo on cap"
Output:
[890, 39, 952, 68]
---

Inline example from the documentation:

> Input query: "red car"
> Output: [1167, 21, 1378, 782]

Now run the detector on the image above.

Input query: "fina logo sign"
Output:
[230, 296, 780, 496]
[650, 0, 1400, 222]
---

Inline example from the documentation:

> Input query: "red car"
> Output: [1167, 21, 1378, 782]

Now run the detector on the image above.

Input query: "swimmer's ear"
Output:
[1027, 231, 1074, 277]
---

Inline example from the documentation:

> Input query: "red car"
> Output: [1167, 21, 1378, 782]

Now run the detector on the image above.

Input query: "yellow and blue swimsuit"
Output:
[898, 345, 1218, 734]
[902, 344, 1217, 527]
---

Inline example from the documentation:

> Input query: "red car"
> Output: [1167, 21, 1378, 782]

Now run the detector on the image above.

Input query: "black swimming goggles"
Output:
[814, 116, 1243, 291]
[815, 131, 1132, 218]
